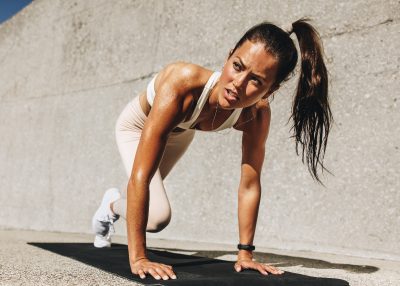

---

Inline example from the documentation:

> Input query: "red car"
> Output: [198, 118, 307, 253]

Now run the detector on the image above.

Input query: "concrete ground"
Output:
[0, 229, 399, 286]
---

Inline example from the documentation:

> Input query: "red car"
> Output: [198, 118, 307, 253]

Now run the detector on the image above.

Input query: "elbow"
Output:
[128, 171, 151, 191]
[239, 178, 261, 192]
[239, 182, 261, 197]
[238, 185, 261, 204]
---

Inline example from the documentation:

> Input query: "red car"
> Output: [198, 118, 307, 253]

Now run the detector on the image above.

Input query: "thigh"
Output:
[159, 129, 196, 179]
[115, 96, 171, 219]
[115, 95, 146, 178]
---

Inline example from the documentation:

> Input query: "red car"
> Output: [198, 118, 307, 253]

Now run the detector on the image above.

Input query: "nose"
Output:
[233, 74, 246, 91]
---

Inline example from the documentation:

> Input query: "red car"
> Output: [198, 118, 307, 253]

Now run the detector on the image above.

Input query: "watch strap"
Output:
[237, 243, 255, 251]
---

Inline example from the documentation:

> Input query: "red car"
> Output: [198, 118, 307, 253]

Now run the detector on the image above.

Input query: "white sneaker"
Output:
[92, 188, 121, 248]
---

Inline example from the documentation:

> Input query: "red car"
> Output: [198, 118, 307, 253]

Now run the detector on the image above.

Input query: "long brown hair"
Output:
[232, 19, 333, 185]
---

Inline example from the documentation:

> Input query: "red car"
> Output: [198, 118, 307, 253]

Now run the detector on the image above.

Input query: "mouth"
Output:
[224, 88, 239, 102]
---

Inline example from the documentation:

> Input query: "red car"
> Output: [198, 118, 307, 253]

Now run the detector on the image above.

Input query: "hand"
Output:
[234, 258, 284, 276]
[130, 257, 177, 280]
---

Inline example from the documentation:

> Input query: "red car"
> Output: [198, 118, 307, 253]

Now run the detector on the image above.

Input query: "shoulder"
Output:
[154, 61, 212, 97]
[255, 99, 271, 124]
[149, 62, 213, 121]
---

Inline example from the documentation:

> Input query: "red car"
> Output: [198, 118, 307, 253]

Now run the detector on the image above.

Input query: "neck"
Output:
[207, 81, 219, 111]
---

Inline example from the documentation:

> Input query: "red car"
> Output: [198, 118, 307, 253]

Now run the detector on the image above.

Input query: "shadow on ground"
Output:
[28, 242, 350, 286]
[183, 249, 379, 274]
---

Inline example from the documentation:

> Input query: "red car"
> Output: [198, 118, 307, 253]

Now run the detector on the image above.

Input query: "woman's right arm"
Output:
[127, 63, 198, 280]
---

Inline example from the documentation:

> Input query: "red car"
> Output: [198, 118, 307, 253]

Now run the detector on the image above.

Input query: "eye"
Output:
[233, 61, 241, 71]
[251, 77, 262, 86]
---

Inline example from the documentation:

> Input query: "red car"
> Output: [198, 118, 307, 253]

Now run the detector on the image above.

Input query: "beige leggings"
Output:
[112, 95, 195, 232]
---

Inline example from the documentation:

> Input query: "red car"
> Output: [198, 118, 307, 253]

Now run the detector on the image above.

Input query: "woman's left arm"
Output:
[235, 103, 283, 276]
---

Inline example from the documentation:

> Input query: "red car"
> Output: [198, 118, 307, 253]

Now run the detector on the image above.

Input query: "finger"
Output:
[163, 264, 173, 270]
[148, 268, 161, 280]
[237, 261, 255, 271]
[264, 264, 284, 275]
[137, 269, 146, 279]
[265, 265, 279, 275]
[162, 265, 177, 279]
[240, 261, 253, 269]
[257, 265, 269, 275]
[154, 267, 170, 281]
[234, 264, 242, 272]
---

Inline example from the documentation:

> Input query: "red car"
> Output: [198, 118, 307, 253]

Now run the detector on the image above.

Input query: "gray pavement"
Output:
[0, 230, 399, 285]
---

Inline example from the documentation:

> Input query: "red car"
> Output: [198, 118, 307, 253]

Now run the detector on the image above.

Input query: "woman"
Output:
[92, 19, 332, 281]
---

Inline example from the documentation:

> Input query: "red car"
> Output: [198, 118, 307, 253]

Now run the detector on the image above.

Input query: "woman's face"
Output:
[218, 40, 279, 109]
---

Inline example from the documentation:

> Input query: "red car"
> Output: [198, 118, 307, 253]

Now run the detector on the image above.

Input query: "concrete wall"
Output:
[0, 0, 399, 260]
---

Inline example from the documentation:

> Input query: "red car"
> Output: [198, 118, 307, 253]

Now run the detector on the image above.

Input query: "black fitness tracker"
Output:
[237, 244, 255, 251]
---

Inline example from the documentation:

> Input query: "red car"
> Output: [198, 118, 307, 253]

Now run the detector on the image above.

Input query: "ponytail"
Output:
[232, 19, 333, 184]
[290, 19, 333, 184]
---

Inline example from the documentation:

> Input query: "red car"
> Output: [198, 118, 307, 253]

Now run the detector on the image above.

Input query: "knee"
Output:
[146, 213, 171, 233]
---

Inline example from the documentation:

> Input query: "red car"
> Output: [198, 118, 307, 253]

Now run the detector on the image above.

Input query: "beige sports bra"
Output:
[146, 71, 243, 131]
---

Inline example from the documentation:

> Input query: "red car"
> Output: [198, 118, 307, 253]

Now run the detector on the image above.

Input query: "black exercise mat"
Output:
[28, 242, 349, 286]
